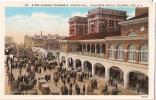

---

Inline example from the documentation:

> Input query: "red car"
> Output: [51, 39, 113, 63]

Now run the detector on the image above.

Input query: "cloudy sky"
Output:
[5, 7, 135, 44]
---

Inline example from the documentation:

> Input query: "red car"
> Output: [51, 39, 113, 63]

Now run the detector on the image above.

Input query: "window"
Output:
[117, 44, 124, 60]
[140, 26, 145, 32]
[128, 32, 137, 36]
[109, 44, 115, 59]
[128, 44, 137, 62]
[139, 44, 148, 63]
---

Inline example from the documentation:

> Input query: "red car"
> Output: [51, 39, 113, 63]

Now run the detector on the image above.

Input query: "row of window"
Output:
[108, 44, 148, 63]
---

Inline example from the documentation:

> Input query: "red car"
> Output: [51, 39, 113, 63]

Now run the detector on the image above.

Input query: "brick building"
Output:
[69, 16, 88, 36]
[87, 7, 127, 34]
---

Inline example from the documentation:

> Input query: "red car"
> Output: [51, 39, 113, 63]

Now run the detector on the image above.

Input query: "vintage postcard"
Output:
[0, 1, 155, 100]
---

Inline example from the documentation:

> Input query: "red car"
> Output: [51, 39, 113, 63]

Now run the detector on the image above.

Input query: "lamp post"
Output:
[9, 54, 13, 84]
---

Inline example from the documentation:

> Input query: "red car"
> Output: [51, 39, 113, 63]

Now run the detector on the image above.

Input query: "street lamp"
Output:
[9, 54, 13, 84]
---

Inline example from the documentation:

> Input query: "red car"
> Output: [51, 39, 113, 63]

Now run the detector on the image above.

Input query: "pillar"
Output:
[82, 60, 84, 72]
[90, 44, 91, 53]
[95, 44, 97, 53]
[85, 44, 87, 52]
[92, 65, 95, 77]
[136, 50, 139, 63]
[124, 72, 129, 89]
[124, 50, 128, 62]
[105, 67, 110, 81]
[100, 44, 102, 53]
[65, 58, 68, 68]
[73, 60, 76, 70]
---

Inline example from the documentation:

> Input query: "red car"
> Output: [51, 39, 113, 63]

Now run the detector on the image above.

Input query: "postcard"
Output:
[0, 1, 155, 100]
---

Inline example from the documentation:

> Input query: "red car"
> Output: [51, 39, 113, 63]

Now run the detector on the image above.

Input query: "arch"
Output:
[96, 44, 100, 53]
[83, 44, 86, 52]
[75, 59, 82, 72]
[128, 71, 148, 94]
[47, 52, 53, 58]
[87, 44, 90, 52]
[91, 44, 95, 53]
[94, 63, 105, 77]
[108, 44, 115, 59]
[61, 56, 66, 62]
[139, 44, 148, 63]
[101, 44, 106, 54]
[128, 44, 137, 62]
[110, 66, 124, 85]
[77, 44, 83, 52]
[68, 57, 74, 68]
[83, 61, 92, 73]
[116, 44, 124, 60]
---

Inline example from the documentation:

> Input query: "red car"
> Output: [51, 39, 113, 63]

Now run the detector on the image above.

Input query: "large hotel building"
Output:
[59, 7, 148, 93]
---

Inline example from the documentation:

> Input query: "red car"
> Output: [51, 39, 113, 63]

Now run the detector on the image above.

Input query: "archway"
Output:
[91, 44, 95, 53]
[83, 44, 86, 52]
[87, 44, 90, 52]
[129, 71, 148, 94]
[83, 61, 92, 73]
[110, 66, 124, 85]
[75, 59, 82, 72]
[77, 44, 83, 52]
[101, 44, 106, 54]
[94, 63, 105, 77]
[61, 56, 66, 64]
[96, 44, 100, 53]
[47, 52, 54, 59]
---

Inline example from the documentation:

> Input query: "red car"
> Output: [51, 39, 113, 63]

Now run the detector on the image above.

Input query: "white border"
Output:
[0, 1, 155, 100]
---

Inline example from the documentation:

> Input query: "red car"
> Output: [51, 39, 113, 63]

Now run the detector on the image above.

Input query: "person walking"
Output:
[83, 84, 86, 95]
[68, 87, 72, 95]
[64, 85, 68, 95]
[77, 86, 80, 95]
[136, 83, 140, 95]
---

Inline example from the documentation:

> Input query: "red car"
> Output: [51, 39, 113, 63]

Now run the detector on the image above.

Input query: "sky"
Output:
[5, 7, 135, 44]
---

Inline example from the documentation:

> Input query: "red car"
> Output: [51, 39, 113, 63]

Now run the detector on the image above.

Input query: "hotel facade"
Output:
[59, 7, 148, 93]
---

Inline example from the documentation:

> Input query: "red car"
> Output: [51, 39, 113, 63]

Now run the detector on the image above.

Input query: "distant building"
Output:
[24, 31, 65, 50]
[5, 36, 15, 46]
[24, 35, 33, 48]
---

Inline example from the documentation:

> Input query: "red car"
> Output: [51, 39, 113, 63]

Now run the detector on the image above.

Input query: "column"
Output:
[105, 67, 110, 81]
[95, 44, 97, 53]
[90, 44, 91, 53]
[82, 60, 84, 72]
[73, 60, 76, 70]
[92, 65, 95, 77]
[85, 44, 87, 52]
[124, 50, 128, 62]
[124, 72, 129, 89]
[136, 50, 139, 63]
[100, 44, 102, 53]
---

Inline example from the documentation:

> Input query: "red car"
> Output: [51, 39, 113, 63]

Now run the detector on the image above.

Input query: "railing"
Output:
[69, 51, 104, 58]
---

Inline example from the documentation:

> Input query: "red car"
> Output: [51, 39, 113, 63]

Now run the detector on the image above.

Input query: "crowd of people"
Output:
[5, 46, 142, 95]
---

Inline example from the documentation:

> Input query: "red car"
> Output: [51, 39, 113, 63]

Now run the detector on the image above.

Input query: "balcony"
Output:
[68, 51, 104, 58]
